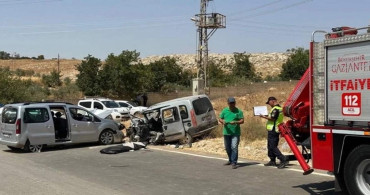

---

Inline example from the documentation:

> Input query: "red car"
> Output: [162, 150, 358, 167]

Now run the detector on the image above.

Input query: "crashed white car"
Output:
[115, 100, 147, 116]
[78, 98, 130, 122]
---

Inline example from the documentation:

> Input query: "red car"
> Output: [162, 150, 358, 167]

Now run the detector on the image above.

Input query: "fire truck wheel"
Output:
[344, 145, 370, 195]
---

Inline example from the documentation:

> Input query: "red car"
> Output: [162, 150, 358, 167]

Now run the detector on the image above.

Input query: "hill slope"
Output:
[0, 53, 289, 79]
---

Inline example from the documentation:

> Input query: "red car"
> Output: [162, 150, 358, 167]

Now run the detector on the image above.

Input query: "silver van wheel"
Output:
[24, 141, 43, 153]
[29, 145, 43, 153]
[179, 133, 193, 145]
[99, 130, 114, 145]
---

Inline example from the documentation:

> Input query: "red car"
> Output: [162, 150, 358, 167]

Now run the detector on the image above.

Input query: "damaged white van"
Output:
[0, 102, 124, 152]
[127, 95, 218, 144]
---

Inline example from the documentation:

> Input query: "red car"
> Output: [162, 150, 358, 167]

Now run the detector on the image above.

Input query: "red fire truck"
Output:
[279, 26, 370, 195]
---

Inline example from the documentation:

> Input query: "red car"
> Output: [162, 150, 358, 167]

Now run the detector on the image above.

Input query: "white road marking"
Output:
[150, 147, 334, 178]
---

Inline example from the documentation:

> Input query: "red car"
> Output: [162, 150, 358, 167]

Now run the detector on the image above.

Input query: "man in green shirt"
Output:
[219, 97, 244, 169]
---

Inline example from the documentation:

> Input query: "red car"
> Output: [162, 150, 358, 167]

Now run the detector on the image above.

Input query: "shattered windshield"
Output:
[145, 110, 160, 120]
[101, 101, 120, 108]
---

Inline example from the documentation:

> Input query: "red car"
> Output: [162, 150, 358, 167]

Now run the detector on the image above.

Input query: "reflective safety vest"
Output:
[266, 105, 283, 132]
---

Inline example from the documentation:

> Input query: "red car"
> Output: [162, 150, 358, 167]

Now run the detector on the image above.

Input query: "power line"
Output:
[16, 21, 191, 35]
[229, 0, 313, 21]
[227, 0, 283, 17]
[227, 26, 310, 37]
[0, 15, 187, 29]
[230, 20, 326, 29]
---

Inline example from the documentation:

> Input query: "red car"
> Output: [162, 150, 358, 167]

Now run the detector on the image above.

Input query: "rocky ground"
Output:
[141, 53, 289, 78]
[0, 52, 289, 80]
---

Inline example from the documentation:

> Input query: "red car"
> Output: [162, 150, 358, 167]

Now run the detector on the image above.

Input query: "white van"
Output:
[0, 102, 124, 152]
[127, 95, 218, 144]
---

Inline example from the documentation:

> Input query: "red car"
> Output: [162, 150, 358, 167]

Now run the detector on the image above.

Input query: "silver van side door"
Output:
[161, 107, 185, 141]
[69, 108, 99, 142]
[179, 105, 192, 132]
[24, 107, 55, 145]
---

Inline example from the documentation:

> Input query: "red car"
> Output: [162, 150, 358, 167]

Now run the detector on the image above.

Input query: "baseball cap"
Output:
[265, 97, 277, 104]
[227, 97, 236, 103]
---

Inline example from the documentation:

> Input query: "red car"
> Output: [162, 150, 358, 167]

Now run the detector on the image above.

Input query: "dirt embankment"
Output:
[0, 59, 81, 80]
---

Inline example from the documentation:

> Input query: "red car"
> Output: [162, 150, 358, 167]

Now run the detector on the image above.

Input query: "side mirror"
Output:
[87, 115, 94, 122]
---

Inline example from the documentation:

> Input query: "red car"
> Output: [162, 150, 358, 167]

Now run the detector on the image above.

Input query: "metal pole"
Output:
[57, 53, 60, 73]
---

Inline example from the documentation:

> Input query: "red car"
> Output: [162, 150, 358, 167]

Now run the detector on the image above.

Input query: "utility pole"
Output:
[57, 53, 60, 73]
[192, 0, 226, 95]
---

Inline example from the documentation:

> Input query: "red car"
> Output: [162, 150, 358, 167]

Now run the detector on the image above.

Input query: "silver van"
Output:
[127, 95, 218, 144]
[0, 102, 123, 152]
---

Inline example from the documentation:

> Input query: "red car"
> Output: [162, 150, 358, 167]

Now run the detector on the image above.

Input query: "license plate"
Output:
[3, 134, 10, 138]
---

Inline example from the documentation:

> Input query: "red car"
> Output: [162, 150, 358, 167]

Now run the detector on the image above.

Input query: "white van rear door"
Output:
[161, 107, 185, 141]
[24, 107, 55, 145]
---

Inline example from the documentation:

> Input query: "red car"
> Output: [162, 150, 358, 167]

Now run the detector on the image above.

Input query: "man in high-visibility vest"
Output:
[260, 97, 288, 169]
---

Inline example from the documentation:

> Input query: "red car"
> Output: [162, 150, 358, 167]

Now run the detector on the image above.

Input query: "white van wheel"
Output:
[24, 141, 43, 153]
[179, 133, 193, 145]
[99, 130, 114, 145]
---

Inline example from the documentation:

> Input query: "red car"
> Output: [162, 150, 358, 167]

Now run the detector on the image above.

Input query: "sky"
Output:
[0, 0, 369, 60]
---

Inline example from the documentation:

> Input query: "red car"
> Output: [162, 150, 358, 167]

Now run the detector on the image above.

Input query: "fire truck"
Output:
[279, 26, 370, 194]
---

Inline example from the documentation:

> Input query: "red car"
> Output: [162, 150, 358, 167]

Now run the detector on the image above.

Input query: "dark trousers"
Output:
[267, 130, 284, 162]
[224, 135, 240, 164]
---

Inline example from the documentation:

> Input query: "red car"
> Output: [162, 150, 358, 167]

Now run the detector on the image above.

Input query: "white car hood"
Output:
[92, 110, 113, 119]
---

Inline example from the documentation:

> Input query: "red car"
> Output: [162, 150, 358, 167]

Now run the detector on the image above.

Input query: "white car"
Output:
[78, 98, 130, 122]
[115, 100, 147, 116]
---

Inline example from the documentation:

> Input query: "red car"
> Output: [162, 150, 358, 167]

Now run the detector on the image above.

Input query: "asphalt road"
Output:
[0, 143, 337, 195]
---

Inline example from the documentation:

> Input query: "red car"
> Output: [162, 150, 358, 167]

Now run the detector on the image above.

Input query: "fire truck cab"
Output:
[279, 25, 370, 195]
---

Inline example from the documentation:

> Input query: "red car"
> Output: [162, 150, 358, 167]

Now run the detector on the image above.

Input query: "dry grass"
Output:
[184, 81, 298, 161]
[0, 59, 81, 79]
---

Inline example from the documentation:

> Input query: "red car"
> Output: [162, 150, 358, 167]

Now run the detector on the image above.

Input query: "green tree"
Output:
[148, 57, 183, 92]
[232, 52, 258, 81]
[53, 79, 81, 100]
[99, 50, 147, 97]
[41, 69, 62, 88]
[75, 55, 102, 96]
[0, 51, 10, 59]
[0, 68, 47, 103]
[37, 55, 45, 60]
[280, 47, 309, 80]
[208, 58, 232, 87]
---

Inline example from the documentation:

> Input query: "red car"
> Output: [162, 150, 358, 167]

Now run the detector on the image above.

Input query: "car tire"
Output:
[344, 145, 370, 195]
[179, 133, 193, 145]
[23, 140, 43, 153]
[99, 130, 114, 145]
